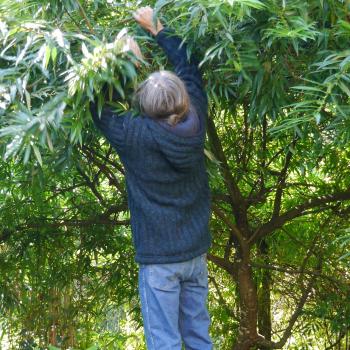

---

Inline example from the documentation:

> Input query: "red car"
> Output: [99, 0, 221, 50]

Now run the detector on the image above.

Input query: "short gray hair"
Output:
[133, 70, 190, 126]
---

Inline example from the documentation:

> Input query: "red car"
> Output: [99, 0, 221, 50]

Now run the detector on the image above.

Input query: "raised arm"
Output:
[90, 36, 142, 153]
[133, 7, 207, 112]
[90, 93, 127, 153]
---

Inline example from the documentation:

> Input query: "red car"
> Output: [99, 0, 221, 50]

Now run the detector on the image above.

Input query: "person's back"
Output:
[91, 6, 213, 349]
[122, 115, 211, 262]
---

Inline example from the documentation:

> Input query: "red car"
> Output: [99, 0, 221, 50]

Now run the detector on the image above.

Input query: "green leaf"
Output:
[51, 46, 58, 65]
[23, 144, 31, 164]
[32, 144, 43, 166]
[43, 45, 51, 69]
[86, 346, 99, 350]
[338, 81, 350, 97]
[24, 90, 31, 109]
[227, 0, 266, 9]
[46, 133, 54, 152]
[339, 251, 350, 260]
[315, 112, 321, 124]
[82, 42, 90, 58]
[154, 0, 173, 15]
[292, 85, 324, 92]
[204, 148, 220, 165]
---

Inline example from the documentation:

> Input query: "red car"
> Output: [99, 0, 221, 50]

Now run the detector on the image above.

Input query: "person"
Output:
[91, 6, 213, 350]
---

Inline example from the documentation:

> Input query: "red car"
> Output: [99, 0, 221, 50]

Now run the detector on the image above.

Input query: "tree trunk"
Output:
[48, 288, 58, 346]
[257, 239, 272, 349]
[232, 245, 259, 350]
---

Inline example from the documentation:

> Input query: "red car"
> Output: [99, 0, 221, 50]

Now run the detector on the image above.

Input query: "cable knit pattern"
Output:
[92, 28, 211, 264]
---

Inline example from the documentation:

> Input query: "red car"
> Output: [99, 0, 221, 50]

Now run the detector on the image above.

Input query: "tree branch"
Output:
[76, 166, 106, 205]
[207, 116, 246, 225]
[272, 149, 293, 218]
[82, 145, 125, 175]
[250, 263, 347, 290]
[212, 204, 246, 247]
[249, 188, 350, 243]
[0, 203, 130, 243]
[208, 275, 238, 320]
[80, 147, 126, 195]
[324, 330, 348, 350]
[207, 253, 237, 277]
[76, 0, 95, 34]
[257, 260, 322, 349]
[24, 218, 130, 228]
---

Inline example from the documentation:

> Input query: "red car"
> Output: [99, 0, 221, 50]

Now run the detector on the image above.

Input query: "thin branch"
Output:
[76, 166, 106, 206]
[249, 188, 350, 243]
[82, 145, 125, 175]
[208, 275, 238, 320]
[63, 6, 83, 33]
[257, 260, 322, 349]
[24, 218, 130, 228]
[207, 116, 245, 221]
[46, 182, 85, 202]
[212, 204, 246, 247]
[76, 0, 95, 34]
[324, 330, 347, 350]
[1, 202, 130, 243]
[275, 259, 321, 348]
[224, 232, 234, 261]
[247, 145, 288, 206]
[250, 262, 348, 290]
[207, 253, 237, 277]
[272, 149, 293, 218]
[80, 147, 125, 195]
[258, 115, 267, 195]
[212, 192, 232, 203]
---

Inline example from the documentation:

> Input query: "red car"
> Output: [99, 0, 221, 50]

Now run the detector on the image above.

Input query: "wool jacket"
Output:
[92, 28, 211, 264]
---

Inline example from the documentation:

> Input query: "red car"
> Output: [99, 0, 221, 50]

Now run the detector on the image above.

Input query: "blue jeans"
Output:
[138, 253, 213, 350]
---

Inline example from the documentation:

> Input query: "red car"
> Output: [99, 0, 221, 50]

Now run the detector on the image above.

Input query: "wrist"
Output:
[150, 22, 164, 36]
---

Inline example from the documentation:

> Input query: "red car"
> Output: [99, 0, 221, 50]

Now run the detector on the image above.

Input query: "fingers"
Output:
[133, 6, 163, 35]
[134, 6, 153, 17]
[129, 39, 144, 62]
[120, 35, 143, 67]
[133, 6, 153, 25]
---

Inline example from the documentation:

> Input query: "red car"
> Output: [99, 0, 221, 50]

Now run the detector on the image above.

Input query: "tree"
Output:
[1, 0, 350, 349]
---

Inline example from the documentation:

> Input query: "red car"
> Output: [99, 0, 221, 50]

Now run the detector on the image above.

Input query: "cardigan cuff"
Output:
[155, 27, 174, 42]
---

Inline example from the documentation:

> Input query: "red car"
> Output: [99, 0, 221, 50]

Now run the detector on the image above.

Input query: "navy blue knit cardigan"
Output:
[92, 28, 211, 264]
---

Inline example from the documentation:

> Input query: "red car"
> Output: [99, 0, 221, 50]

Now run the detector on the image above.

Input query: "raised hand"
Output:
[133, 6, 164, 36]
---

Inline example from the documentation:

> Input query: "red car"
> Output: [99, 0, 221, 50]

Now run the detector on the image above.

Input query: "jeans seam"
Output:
[142, 268, 156, 350]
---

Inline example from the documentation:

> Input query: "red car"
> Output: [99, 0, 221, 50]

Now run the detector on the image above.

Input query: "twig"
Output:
[76, 0, 95, 34]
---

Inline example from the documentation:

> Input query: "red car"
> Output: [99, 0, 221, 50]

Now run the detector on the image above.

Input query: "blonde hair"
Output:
[133, 70, 190, 126]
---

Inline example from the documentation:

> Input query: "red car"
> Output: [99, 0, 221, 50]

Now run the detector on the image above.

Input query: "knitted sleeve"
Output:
[155, 28, 208, 123]
[90, 98, 127, 153]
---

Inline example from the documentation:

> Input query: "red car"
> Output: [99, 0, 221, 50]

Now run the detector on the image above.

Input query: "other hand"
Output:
[120, 35, 143, 67]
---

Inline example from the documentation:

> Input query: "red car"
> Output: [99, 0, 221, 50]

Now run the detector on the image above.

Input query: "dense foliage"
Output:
[1, 0, 350, 349]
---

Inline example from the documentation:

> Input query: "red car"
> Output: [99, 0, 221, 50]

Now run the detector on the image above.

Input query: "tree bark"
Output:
[232, 244, 260, 350]
[257, 239, 272, 348]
